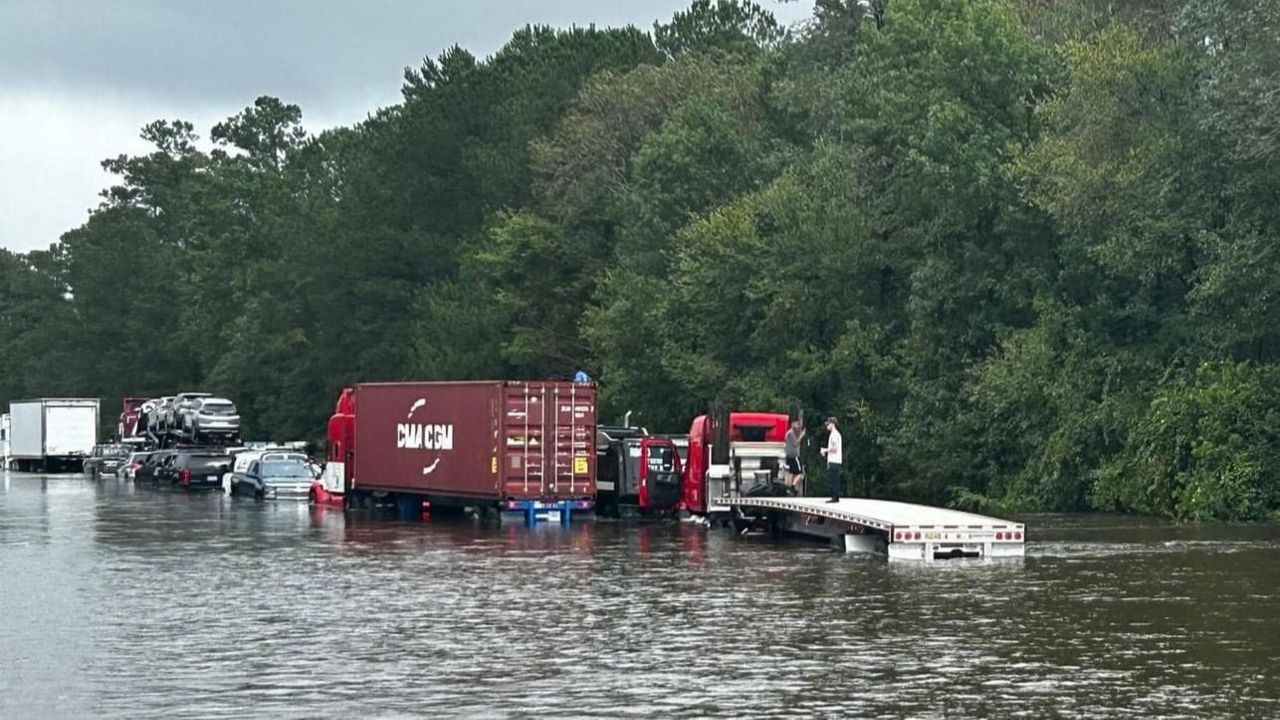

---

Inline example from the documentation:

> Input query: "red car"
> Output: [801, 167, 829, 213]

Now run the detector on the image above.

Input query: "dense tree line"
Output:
[4, 0, 1280, 520]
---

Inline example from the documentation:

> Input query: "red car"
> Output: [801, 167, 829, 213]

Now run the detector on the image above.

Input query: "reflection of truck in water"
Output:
[313, 381, 597, 523]
[7, 398, 100, 472]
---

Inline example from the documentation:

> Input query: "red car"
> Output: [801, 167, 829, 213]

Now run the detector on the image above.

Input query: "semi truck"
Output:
[7, 398, 100, 472]
[1, 413, 10, 469]
[680, 409, 791, 519]
[595, 425, 686, 517]
[118, 397, 148, 439]
[594, 408, 789, 519]
[313, 381, 597, 523]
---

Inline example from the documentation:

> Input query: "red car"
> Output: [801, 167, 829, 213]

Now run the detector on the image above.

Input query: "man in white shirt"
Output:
[820, 416, 843, 503]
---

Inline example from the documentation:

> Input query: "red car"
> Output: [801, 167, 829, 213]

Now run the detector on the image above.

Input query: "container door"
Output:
[503, 383, 550, 499]
[639, 437, 682, 510]
[502, 383, 595, 501]
[552, 383, 594, 500]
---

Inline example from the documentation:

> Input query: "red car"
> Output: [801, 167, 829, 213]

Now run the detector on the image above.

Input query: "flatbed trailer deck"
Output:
[721, 496, 1025, 561]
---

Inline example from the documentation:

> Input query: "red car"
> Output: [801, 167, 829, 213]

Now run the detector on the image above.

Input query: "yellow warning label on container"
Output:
[574, 457, 588, 474]
[491, 457, 498, 474]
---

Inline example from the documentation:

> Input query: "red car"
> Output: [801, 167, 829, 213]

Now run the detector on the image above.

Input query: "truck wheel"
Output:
[254, 488, 264, 501]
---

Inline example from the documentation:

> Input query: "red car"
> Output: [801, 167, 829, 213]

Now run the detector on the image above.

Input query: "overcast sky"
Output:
[0, 0, 812, 253]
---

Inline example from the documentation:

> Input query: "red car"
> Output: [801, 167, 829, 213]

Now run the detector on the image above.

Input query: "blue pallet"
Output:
[503, 499, 593, 527]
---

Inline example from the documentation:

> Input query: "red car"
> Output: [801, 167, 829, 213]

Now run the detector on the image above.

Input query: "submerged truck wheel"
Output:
[476, 503, 501, 525]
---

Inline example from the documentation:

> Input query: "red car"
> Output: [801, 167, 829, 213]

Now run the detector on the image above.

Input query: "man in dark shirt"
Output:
[783, 418, 805, 495]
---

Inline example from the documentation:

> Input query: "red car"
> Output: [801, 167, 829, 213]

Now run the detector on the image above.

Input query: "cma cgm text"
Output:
[396, 423, 455, 450]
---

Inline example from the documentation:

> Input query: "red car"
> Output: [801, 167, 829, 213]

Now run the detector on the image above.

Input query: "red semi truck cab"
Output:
[314, 381, 596, 523]
[594, 427, 686, 516]
[118, 397, 148, 439]
[680, 411, 790, 515]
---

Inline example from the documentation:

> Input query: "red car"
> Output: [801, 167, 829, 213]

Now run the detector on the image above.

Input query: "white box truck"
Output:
[1, 413, 10, 469]
[8, 399, 99, 473]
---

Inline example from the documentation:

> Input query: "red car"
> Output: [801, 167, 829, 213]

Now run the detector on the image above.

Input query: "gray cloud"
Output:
[1, 0, 811, 117]
[0, 0, 812, 252]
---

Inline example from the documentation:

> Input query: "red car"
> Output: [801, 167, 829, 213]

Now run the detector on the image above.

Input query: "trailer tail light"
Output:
[180, 468, 191, 486]
[913, 531, 921, 540]
[1014, 531, 1022, 540]
[996, 532, 1005, 540]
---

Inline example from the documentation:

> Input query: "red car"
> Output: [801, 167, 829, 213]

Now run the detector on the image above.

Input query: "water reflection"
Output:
[0, 471, 1278, 719]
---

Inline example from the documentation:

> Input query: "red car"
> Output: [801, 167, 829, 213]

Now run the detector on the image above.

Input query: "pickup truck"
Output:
[83, 444, 130, 480]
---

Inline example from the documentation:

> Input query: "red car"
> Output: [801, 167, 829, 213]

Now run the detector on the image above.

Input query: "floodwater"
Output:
[1, 473, 1278, 719]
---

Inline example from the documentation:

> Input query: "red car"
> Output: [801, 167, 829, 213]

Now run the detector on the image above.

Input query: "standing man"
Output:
[820, 416, 843, 503]
[784, 418, 806, 495]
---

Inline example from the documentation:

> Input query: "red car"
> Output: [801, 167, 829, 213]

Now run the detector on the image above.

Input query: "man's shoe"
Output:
[826, 498, 840, 504]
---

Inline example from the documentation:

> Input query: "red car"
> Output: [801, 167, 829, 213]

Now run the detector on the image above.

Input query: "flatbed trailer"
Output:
[720, 496, 1025, 561]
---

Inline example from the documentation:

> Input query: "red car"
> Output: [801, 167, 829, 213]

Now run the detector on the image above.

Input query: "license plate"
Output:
[206, 476, 217, 483]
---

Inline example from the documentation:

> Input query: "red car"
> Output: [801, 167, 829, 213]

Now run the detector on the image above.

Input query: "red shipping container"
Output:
[350, 381, 596, 504]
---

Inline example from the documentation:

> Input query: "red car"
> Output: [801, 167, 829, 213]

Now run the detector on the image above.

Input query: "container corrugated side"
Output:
[352, 381, 597, 504]
[353, 381, 501, 499]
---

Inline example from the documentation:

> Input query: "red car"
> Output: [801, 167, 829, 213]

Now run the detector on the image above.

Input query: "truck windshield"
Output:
[647, 446, 677, 472]
[259, 461, 310, 478]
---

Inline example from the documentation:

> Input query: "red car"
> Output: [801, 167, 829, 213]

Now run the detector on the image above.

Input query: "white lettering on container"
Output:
[396, 423, 455, 450]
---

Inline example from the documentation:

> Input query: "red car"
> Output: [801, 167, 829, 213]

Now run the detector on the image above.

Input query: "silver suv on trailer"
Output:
[182, 397, 240, 443]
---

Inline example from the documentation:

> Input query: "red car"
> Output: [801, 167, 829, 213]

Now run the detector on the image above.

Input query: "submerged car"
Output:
[229, 459, 314, 500]
[155, 449, 234, 491]
[135, 450, 177, 485]
[83, 444, 130, 480]
[119, 451, 156, 482]
[221, 448, 310, 492]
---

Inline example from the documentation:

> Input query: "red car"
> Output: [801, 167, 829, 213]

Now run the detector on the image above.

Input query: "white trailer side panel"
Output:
[9, 401, 45, 459]
[44, 400, 98, 457]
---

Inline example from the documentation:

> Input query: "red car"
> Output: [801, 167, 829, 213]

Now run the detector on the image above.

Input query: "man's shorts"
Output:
[785, 456, 803, 475]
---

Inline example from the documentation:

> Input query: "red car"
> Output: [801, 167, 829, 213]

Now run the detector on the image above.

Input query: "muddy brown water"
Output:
[1, 472, 1278, 718]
